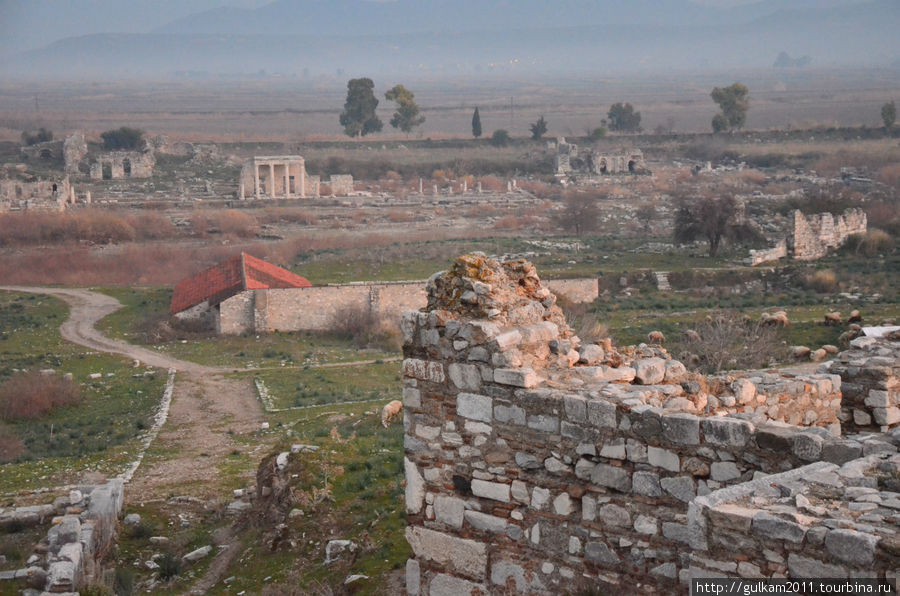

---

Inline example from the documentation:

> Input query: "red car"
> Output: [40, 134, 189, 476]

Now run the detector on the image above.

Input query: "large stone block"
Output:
[494, 403, 526, 425]
[471, 479, 511, 502]
[824, 529, 879, 566]
[402, 358, 445, 383]
[448, 363, 482, 391]
[405, 527, 488, 580]
[787, 553, 848, 578]
[588, 399, 617, 428]
[648, 446, 680, 473]
[457, 392, 493, 423]
[429, 573, 487, 596]
[634, 358, 666, 385]
[494, 368, 540, 388]
[701, 417, 753, 448]
[405, 458, 425, 514]
[751, 512, 806, 543]
[590, 463, 632, 493]
[434, 495, 465, 529]
[661, 413, 700, 445]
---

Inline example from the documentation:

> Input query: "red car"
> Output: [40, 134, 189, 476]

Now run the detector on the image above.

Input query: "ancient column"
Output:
[254, 163, 261, 200]
[269, 163, 275, 199]
[283, 162, 290, 197]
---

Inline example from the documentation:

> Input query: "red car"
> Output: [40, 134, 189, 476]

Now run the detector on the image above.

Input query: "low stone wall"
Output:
[215, 277, 598, 335]
[401, 254, 899, 595]
[746, 239, 787, 266]
[830, 336, 900, 431]
[690, 455, 899, 584]
[0, 479, 124, 592]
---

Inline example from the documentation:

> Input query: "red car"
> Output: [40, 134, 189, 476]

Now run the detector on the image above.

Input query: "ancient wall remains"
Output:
[239, 155, 307, 199]
[749, 208, 867, 265]
[88, 150, 155, 180]
[21, 140, 64, 162]
[0, 177, 73, 211]
[553, 138, 645, 177]
[330, 174, 354, 196]
[0, 479, 124, 592]
[830, 336, 900, 431]
[214, 278, 598, 335]
[401, 254, 899, 595]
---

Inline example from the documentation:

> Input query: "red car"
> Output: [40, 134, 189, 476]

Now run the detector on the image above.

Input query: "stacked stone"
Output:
[402, 255, 892, 595]
[690, 454, 900, 587]
[0, 479, 124, 593]
[828, 336, 900, 431]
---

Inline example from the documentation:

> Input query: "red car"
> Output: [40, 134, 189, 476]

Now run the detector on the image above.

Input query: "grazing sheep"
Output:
[848, 310, 862, 324]
[684, 329, 701, 343]
[824, 311, 842, 326]
[647, 330, 666, 344]
[760, 311, 789, 327]
[381, 400, 403, 428]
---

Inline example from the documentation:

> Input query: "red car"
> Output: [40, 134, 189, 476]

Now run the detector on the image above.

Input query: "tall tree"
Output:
[472, 107, 482, 138]
[384, 84, 425, 136]
[710, 83, 749, 132]
[882, 101, 896, 130]
[529, 115, 548, 140]
[673, 194, 759, 257]
[607, 103, 642, 132]
[339, 78, 383, 138]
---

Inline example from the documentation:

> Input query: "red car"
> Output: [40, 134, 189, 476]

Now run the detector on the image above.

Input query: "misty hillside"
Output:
[3, 0, 898, 79]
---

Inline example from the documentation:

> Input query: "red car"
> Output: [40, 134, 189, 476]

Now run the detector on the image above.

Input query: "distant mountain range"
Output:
[3, 0, 897, 79]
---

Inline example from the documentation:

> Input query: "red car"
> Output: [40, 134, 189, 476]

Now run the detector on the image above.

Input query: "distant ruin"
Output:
[551, 137, 646, 179]
[0, 176, 76, 211]
[401, 254, 898, 595]
[239, 155, 307, 199]
[748, 208, 867, 265]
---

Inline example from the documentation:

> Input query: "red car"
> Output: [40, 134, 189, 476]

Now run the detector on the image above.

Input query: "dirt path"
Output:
[0, 286, 263, 500]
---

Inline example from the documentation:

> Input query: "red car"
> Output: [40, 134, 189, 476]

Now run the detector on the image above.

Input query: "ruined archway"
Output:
[102, 163, 112, 180]
[599, 158, 608, 174]
[123, 158, 132, 177]
[628, 159, 636, 173]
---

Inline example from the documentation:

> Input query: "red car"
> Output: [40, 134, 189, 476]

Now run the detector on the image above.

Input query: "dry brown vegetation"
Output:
[0, 372, 81, 421]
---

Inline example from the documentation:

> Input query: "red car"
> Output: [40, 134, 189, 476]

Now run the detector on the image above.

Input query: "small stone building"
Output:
[747, 208, 867, 265]
[239, 156, 307, 199]
[170, 253, 312, 334]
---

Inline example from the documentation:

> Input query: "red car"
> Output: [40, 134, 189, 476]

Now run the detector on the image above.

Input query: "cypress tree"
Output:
[472, 107, 482, 138]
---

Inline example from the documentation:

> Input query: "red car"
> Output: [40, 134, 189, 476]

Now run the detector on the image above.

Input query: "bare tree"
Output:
[673, 193, 760, 257]
[636, 204, 657, 232]
[675, 312, 784, 373]
[555, 194, 600, 235]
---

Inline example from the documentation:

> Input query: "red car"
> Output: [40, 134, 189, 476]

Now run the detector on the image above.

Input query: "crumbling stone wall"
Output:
[401, 254, 899, 595]
[749, 209, 867, 265]
[213, 278, 597, 335]
[830, 336, 900, 431]
[88, 150, 155, 180]
[553, 138, 645, 177]
[0, 177, 73, 211]
[330, 174, 354, 196]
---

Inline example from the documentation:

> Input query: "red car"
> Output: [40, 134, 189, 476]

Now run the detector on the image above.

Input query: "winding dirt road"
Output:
[0, 286, 263, 499]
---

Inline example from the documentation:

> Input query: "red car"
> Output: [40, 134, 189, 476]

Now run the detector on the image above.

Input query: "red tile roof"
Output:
[170, 252, 311, 314]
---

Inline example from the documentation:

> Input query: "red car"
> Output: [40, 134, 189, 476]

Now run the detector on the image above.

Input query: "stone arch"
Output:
[122, 158, 132, 177]
[102, 162, 112, 180]
[599, 158, 608, 174]
[628, 159, 636, 173]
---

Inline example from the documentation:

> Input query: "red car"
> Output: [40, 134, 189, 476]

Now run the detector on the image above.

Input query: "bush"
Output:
[328, 304, 401, 352]
[489, 129, 511, 147]
[0, 427, 24, 462]
[156, 552, 181, 580]
[21, 128, 53, 146]
[847, 229, 894, 257]
[191, 210, 259, 238]
[805, 269, 839, 293]
[0, 372, 82, 421]
[672, 311, 785, 373]
[130, 213, 177, 240]
[100, 127, 145, 150]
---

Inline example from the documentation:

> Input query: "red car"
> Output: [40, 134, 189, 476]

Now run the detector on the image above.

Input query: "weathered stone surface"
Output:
[464, 510, 507, 532]
[710, 462, 741, 482]
[405, 527, 488, 579]
[456, 393, 492, 423]
[661, 413, 700, 445]
[434, 495, 465, 529]
[494, 403, 526, 425]
[590, 463, 631, 492]
[448, 364, 482, 391]
[429, 573, 487, 596]
[585, 541, 620, 565]
[403, 358, 445, 383]
[598, 504, 630, 527]
[824, 529, 879, 566]
[405, 458, 425, 514]
[494, 368, 540, 388]
[648, 446, 680, 473]
[634, 358, 666, 385]
[633, 471, 663, 497]
[751, 513, 806, 543]
[661, 476, 695, 502]
[406, 559, 420, 596]
[701, 417, 753, 448]
[471, 479, 510, 503]
[787, 553, 848, 578]
[587, 399, 616, 428]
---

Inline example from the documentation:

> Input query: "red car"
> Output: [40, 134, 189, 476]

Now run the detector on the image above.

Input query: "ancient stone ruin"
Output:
[0, 176, 76, 211]
[748, 208, 867, 265]
[239, 155, 307, 199]
[551, 137, 645, 179]
[401, 254, 899, 595]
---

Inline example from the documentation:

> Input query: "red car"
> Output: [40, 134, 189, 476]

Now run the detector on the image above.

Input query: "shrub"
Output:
[0, 427, 24, 463]
[805, 269, 839, 293]
[489, 129, 511, 147]
[156, 552, 181, 580]
[114, 567, 135, 596]
[21, 128, 53, 146]
[849, 228, 894, 256]
[100, 127, 145, 150]
[328, 303, 401, 352]
[0, 372, 82, 421]
[672, 311, 785, 373]
[130, 212, 177, 240]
